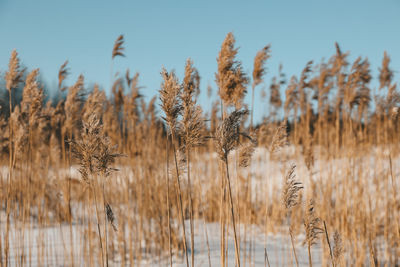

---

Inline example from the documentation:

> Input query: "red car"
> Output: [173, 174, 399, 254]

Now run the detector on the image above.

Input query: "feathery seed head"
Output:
[5, 49, 24, 92]
[216, 32, 249, 109]
[304, 198, 323, 246]
[252, 45, 271, 88]
[333, 231, 343, 264]
[379, 51, 393, 90]
[160, 68, 182, 133]
[181, 59, 205, 148]
[239, 133, 257, 168]
[215, 109, 248, 160]
[112, 35, 125, 59]
[270, 121, 288, 154]
[282, 164, 303, 210]
[58, 60, 69, 91]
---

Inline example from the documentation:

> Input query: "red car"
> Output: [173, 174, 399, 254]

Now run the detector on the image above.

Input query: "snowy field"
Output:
[0, 146, 398, 266]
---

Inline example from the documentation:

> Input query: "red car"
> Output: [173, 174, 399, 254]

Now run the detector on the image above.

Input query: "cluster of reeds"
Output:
[0, 32, 399, 266]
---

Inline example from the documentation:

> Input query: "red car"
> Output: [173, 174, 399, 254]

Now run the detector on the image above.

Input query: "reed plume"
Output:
[82, 84, 106, 122]
[160, 68, 182, 133]
[252, 45, 271, 88]
[58, 60, 69, 91]
[215, 109, 249, 160]
[379, 51, 393, 90]
[282, 164, 303, 267]
[112, 35, 125, 59]
[304, 198, 322, 267]
[269, 65, 284, 120]
[284, 76, 299, 120]
[269, 120, 288, 154]
[5, 49, 24, 94]
[239, 133, 257, 168]
[282, 164, 302, 210]
[251, 45, 271, 128]
[181, 59, 204, 148]
[64, 75, 85, 139]
[333, 231, 343, 266]
[216, 32, 249, 110]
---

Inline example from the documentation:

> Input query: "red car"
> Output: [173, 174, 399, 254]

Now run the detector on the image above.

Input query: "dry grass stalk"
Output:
[71, 114, 121, 267]
[4, 49, 25, 267]
[323, 221, 335, 267]
[215, 109, 249, 267]
[180, 58, 204, 267]
[159, 68, 189, 267]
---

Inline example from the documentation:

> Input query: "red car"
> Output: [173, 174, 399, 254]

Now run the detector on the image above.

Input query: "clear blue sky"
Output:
[1, 0, 400, 122]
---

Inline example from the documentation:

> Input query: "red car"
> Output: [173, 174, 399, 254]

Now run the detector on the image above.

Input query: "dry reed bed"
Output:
[0, 33, 399, 266]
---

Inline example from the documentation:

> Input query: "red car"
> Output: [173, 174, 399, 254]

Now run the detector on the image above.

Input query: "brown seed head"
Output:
[159, 68, 182, 133]
[216, 32, 249, 109]
[5, 49, 24, 92]
[112, 35, 125, 59]
[215, 109, 248, 161]
[252, 45, 271, 88]
[379, 51, 393, 90]
[58, 60, 69, 91]
[282, 164, 303, 210]
[304, 198, 322, 246]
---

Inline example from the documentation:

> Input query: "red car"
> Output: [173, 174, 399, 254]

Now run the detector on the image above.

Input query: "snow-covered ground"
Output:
[1, 217, 323, 266]
[0, 146, 398, 266]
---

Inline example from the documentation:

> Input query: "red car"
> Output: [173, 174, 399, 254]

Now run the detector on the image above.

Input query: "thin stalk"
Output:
[251, 84, 255, 130]
[219, 161, 226, 267]
[186, 149, 195, 267]
[102, 181, 109, 267]
[323, 221, 334, 267]
[224, 157, 240, 267]
[307, 242, 312, 267]
[5, 88, 13, 267]
[203, 215, 212, 267]
[264, 248, 271, 267]
[170, 131, 189, 267]
[289, 227, 299, 267]
[166, 136, 173, 267]
[388, 154, 400, 261]
[92, 182, 105, 267]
